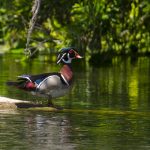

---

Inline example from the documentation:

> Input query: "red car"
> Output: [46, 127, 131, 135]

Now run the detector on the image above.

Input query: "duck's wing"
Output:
[18, 73, 57, 82]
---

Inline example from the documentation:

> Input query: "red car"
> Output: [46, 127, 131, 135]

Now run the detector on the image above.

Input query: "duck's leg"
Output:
[47, 96, 54, 107]
[47, 96, 63, 110]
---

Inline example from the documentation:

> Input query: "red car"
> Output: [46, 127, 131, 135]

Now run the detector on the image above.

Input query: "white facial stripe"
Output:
[57, 53, 66, 64]
[57, 50, 76, 64]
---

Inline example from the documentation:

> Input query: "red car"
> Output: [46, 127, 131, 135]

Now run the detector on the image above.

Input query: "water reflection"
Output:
[72, 57, 150, 111]
[1, 110, 150, 150]
[0, 112, 76, 150]
[26, 114, 76, 150]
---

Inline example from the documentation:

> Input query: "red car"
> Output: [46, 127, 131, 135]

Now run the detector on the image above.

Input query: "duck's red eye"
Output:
[69, 49, 74, 53]
[69, 49, 75, 58]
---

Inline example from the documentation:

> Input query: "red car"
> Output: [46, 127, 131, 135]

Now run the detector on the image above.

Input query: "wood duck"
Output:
[7, 47, 82, 107]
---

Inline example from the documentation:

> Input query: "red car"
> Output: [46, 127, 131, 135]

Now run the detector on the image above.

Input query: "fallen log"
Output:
[0, 96, 56, 111]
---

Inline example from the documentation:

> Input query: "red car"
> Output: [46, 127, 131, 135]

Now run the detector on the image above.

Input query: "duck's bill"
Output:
[75, 53, 83, 59]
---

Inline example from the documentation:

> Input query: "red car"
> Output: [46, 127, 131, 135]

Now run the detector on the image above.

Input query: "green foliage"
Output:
[0, 0, 149, 55]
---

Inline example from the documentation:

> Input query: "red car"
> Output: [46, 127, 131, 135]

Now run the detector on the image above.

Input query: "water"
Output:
[0, 53, 150, 150]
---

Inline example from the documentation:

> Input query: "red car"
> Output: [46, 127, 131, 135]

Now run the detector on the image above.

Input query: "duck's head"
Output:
[57, 47, 82, 64]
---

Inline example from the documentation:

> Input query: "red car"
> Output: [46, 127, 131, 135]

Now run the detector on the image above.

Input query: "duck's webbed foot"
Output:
[47, 98, 54, 107]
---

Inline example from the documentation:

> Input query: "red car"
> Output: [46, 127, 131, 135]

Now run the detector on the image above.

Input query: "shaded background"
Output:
[0, 0, 149, 57]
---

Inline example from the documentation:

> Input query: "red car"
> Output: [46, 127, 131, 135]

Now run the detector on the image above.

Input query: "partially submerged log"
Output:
[0, 96, 28, 109]
[0, 96, 57, 111]
[1, 97, 150, 117]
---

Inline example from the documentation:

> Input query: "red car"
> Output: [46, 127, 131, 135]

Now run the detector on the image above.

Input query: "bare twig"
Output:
[25, 0, 41, 57]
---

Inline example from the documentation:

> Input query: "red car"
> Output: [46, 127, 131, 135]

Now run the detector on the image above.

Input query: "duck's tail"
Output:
[6, 81, 19, 86]
[6, 80, 26, 89]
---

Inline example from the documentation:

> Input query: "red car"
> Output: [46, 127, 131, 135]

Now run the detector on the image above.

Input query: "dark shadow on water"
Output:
[89, 52, 114, 67]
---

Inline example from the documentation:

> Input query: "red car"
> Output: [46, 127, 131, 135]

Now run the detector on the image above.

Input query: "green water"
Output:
[0, 54, 150, 150]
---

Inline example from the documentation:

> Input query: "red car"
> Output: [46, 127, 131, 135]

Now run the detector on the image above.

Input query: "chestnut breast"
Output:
[60, 65, 73, 83]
